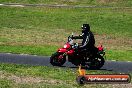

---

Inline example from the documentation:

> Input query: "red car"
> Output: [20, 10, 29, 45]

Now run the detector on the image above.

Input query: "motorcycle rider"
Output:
[71, 24, 96, 54]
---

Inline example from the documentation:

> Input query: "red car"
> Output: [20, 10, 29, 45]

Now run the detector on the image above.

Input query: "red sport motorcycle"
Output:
[50, 33, 105, 69]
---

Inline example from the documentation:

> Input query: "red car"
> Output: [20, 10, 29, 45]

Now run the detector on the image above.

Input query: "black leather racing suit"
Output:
[72, 31, 96, 53]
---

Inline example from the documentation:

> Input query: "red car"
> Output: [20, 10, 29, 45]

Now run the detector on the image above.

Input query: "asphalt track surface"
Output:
[0, 53, 132, 73]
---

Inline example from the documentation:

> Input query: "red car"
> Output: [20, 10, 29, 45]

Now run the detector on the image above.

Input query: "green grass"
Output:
[0, 3, 131, 88]
[1, 7, 132, 36]
[0, 7, 132, 37]
[106, 49, 132, 61]
[0, 63, 75, 81]
[0, 45, 58, 56]
[0, 0, 132, 7]
[0, 63, 129, 88]
[0, 79, 13, 88]
[0, 6, 131, 61]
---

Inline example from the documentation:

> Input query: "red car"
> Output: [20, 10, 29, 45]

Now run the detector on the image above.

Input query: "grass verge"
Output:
[0, 63, 131, 88]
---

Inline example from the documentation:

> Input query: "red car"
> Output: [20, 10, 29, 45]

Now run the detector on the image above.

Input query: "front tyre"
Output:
[50, 52, 66, 66]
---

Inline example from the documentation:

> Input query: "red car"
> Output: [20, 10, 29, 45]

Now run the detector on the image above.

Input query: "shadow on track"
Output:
[59, 60, 132, 73]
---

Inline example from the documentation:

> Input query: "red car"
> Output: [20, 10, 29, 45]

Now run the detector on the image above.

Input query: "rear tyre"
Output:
[50, 52, 66, 66]
[86, 55, 105, 70]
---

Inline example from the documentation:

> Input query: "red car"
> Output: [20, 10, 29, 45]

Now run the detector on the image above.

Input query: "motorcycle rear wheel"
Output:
[50, 52, 66, 66]
[86, 55, 105, 70]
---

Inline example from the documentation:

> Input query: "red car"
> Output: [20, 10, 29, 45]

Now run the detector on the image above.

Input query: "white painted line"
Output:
[19, 54, 40, 57]
[0, 4, 4, 6]
[6, 53, 12, 54]
[111, 60, 117, 61]
[9, 5, 24, 7]
[0, 3, 132, 8]
[127, 61, 132, 62]
[20, 53, 29, 56]
[0, 4, 24, 7]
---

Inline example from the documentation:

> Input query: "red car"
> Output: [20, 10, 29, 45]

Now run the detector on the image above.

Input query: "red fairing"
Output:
[98, 45, 103, 51]
[58, 48, 67, 53]
[64, 43, 71, 49]
[67, 49, 74, 55]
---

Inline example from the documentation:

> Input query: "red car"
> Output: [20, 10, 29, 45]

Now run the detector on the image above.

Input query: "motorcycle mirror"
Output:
[68, 36, 70, 42]
[72, 32, 74, 36]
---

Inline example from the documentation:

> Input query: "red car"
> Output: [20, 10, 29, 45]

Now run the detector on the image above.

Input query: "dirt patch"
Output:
[97, 0, 119, 4]
[0, 71, 62, 84]
[0, 71, 132, 87]
[95, 34, 132, 50]
[63, 0, 77, 2]
[108, 83, 132, 88]
[8, 75, 62, 84]
[8, 75, 43, 84]
[0, 28, 69, 46]
[0, 28, 131, 50]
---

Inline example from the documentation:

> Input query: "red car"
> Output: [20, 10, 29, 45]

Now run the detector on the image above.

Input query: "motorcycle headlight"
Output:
[64, 45, 67, 48]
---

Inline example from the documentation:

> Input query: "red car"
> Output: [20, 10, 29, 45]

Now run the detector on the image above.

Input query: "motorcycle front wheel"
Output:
[50, 52, 66, 66]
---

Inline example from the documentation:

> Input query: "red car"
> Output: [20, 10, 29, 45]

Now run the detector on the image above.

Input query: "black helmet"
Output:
[81, 24, 90, 33]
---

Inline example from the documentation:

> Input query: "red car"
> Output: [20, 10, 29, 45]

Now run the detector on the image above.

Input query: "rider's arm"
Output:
[79, 34, 90, 49]
[72, 33, 84, 39]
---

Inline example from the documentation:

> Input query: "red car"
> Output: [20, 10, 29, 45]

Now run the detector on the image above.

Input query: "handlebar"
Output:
[68, 36, 72, 42]
[67, 33, 79, 48]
